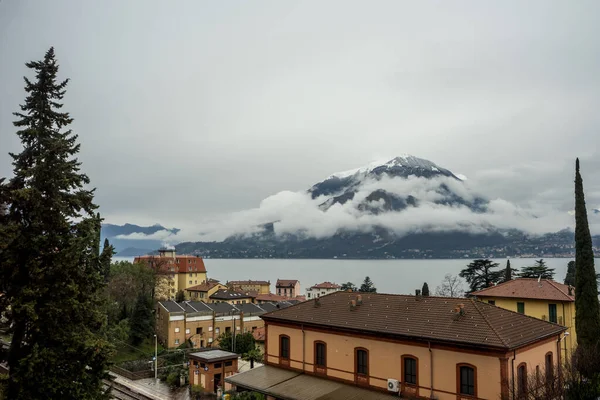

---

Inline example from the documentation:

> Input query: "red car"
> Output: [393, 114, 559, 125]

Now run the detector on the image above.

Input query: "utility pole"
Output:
[154, 334, 158, 383]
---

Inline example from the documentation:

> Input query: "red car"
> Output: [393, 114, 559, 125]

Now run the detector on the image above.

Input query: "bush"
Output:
[166, 372, 179, 388]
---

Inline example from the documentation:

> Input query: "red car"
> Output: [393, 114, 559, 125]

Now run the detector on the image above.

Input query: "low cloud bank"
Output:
[113, 175, 598, 245]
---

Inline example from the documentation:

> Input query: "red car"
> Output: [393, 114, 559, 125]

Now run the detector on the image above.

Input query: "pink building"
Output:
[276, 279, 300, 298]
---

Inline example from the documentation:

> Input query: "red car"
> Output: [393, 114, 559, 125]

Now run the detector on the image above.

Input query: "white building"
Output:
[306, 282, 341, 299]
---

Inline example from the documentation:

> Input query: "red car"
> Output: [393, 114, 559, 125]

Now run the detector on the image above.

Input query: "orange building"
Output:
[134, 249, 207, 298]
[189, 349, 238, 394]
[228, 280, 271, 294]
[227, 292, 566, 400]
[276, 279, 300, 298]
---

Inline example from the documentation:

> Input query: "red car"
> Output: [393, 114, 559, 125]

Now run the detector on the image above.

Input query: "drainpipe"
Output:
[511, 350, 516, 400]
[302, 324, 306, 371]
[428, 341, 433, 399]
[562, 303, 567, 359]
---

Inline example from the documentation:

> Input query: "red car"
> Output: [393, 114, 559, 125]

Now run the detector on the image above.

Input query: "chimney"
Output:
[350, 300, 357, 311]
[568, 286, 573, 296]
[314, 298, 321, 308]
[415, 289, 421, 296]
[356, 294, 363, 305]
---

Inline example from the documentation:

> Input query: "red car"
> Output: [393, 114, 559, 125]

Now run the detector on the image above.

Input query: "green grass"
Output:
[111, 338, 164, 364]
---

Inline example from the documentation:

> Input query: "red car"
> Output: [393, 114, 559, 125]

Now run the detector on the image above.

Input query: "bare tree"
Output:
[435, 274, 465, 297]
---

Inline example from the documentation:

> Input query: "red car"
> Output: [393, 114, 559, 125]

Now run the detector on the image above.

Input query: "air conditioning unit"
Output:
[387, 378, 400, 392]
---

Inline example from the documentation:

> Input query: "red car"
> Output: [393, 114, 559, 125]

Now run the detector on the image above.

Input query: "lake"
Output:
[112, 257, 598, 295]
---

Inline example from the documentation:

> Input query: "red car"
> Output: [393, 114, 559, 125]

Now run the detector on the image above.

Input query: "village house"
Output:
[156, 300, 293, 349]
[134, 249, 207, 298]
[185, 280, 228, 301]
[228, 280, 271, 294]
[276, 279, 301, 298]
[209, 289, 257, 305]
[306, 281, 341, 299]
[470, 278, 576, 361]
[227, 291, 566, 400]
[255, 293, 288, 304]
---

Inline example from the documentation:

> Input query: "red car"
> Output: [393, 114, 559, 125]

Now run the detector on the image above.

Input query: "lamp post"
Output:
[154, 334, 158, 383]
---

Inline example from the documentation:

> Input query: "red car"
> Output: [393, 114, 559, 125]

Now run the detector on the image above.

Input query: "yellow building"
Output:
[134, 249, 208, 298]
[227, 292, 567, 400]
[186, 280, 227, 301]
[471, 278, 576, 361]
[227, 280, 271, 294]
[209, 289, 256, 305]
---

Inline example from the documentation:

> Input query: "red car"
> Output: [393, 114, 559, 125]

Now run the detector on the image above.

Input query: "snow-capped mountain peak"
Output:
[326, 155, 457, 180]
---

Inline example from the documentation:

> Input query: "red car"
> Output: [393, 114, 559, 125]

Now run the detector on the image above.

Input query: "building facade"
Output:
[306, 282, 340, 299]
[231, 292, 566, 400]
[276, 279, 300, 298]
[134, 249, 207, 298]
[156, 300, 292, 349]
[186, 281, 228, 301]
[228, 280, 271, 294]
[209, 289, 256, 305]
[470, 278, 576, 361]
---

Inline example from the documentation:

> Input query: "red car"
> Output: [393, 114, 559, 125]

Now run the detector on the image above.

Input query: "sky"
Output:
[1, 1, 600, 241]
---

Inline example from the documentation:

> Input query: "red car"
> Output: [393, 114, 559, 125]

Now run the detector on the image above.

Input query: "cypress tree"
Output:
[130, 293, 153, 346]
[574, 158, 600, 348]
[503, 259, 515, 282]
[422, 282, 430, 296]
[99, 238, 115, 282]
[564, 260, 576, 287]
[0, 48, 112, 399]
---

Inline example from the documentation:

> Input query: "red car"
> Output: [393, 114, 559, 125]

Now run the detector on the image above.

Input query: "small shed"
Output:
[189, 349, 238, 394]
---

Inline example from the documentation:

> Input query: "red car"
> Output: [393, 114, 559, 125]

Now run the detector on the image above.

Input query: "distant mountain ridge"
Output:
[101, 223, 179, 256]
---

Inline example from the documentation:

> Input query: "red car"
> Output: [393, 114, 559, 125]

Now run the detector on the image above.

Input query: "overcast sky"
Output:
[1, 1, 599, 235]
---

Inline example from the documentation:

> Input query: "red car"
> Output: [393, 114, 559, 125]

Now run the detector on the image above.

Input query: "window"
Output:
[403, 356, 417, 385]
[488, 300, 495, 305]
[189, 281, 192, 285]
[215, 328, 220, 334]
[458, 364, 476, 396]
[549, 304, 557, 323]
[518, 363, 527, 397]
[214, 363, 221, 368]
[175, 327, 180, 333]
[195, 280, 197, 284]
[225, 327, 231, 333]
[280, 335, 290, 359]
[225, 361, 233, 367]
[189, 273, 193, 277]
[315, 342, 326, 367]
[174, 339, 180, 345]
[517, 302, 525, 314]
[356, 348, 368, 375]
[185, 329, 190, 334]
[307, 293, 311, 298]
[196, 327, 203, 334]
[545, 353, 554, 383]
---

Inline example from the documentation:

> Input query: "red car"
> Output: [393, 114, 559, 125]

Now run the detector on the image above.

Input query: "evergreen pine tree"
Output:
[459, 259, 503, 293]
[422, 282, 430, 296]
[359, 276, 377, 293]
[518, 259, 555, 279]
[130, 293, 153, 346]
[99, 238, 115, 282]
[0, 48, 112, 399]
[564, 261, 576, 287]
[574, 158, 600, 348]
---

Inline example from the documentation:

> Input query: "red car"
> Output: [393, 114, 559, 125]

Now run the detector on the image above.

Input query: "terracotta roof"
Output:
[310, 282, 340, 289]
[210, 289, 257, 300]
[261, 291, 566, 350]
[133, 254, 207, 273]
[229, 280, 270, 286]
[256, 293, 288, 302]
[276, 279, 299, 287]
[186, 281, 221, 292]
[470, 278, 575, 302]
[252, 327, 266, 342]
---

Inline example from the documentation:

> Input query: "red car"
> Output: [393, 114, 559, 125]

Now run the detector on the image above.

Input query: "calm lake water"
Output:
[112, 257, 599, 295]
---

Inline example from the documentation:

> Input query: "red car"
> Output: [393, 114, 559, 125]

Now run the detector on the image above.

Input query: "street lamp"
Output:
[154, 334, 158, 383]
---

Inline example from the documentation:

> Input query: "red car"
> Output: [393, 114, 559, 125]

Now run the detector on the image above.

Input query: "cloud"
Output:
[115, 230, 177, 241]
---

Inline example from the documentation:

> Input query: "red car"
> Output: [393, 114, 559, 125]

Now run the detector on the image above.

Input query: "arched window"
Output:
[545, 352, 554, 383]
[279, 335, 290, 360]
[402, 355, 418, 385]
[517, 363, 527, 397]
[314, 341, 326, 368]
[355, 348, 368, 375]
[457, 363, 476, 396]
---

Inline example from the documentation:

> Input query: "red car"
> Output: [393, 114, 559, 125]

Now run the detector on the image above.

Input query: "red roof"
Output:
[470, 278, 575, 302]
[134, 254, 207, 273]
[276, 279, 299, 287]
[228, 280, 270, 286]
[186, 281, 221, 292]
[310, 282, 340, 289]
[255, 293, 287, 302]
[262, 291, 566, 350]
[252, 327, 265, 342]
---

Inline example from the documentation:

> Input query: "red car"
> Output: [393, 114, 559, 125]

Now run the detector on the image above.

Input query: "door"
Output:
[214, 373, 222, 393]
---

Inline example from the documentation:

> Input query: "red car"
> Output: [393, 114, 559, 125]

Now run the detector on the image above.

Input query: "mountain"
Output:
[172, 155, 583, 258]
[101, 223, 179, 256]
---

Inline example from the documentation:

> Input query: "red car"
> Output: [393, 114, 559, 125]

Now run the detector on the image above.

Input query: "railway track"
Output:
[103, 380, 156, 400]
